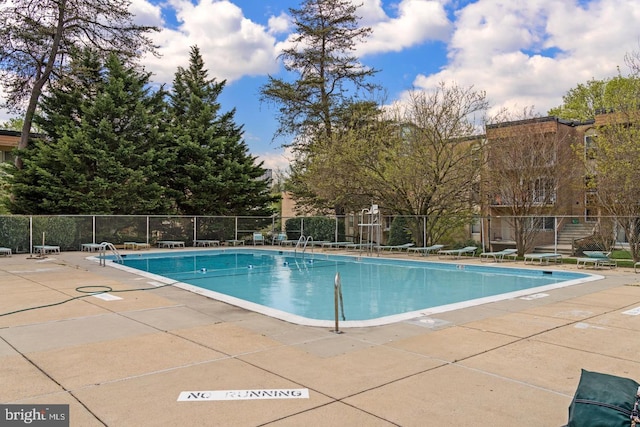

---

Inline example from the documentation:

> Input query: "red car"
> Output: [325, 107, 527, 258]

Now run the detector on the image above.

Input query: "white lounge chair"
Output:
[480, 248, 517, 262]
[377, 243, 415, 252]
[407, 244, 444, 256]
[34, 245, 60, 254]
[272, 232, 287, 245]
[321, 241, 353, 249]
[157, 241, 185, 248]
[193, 239, 219, 247]
[577, 251, 616, 269]
[438, 246, 477, 259]
[253, 233, 265, 245]
[523, 253, 563, 265]
[345, 242, 376, 250]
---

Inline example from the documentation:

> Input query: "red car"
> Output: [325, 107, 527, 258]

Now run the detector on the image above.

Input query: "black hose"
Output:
[0, 281, 178, 318]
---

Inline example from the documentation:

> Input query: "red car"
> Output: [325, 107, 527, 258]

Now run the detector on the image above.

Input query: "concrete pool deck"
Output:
[1, 248, 640, 426]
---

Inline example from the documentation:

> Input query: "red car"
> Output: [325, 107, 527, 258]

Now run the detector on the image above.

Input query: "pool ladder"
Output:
[294, 235, 314, 256]
[98, 242, 123, 266]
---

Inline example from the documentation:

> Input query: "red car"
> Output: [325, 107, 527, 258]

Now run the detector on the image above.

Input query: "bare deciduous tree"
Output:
[585, 90, 640, 260]
[302, 83, 488, 246]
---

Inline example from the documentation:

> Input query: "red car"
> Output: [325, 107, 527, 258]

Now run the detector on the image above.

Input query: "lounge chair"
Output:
[321, 241, 353, 249]
[272, 232, 287, 245]
[576, 251, 616, 269]
[34, 245, 61, 255]
[480, 248, 517, 262]
[157, 241, 185, 248]
[523, 253, 562, 265]
[81, 243, 104, 252]
[438, 246, 477, 259]
[253, 233, 265, 245]
[345, 242, 376, 250]
[0, 247, 11, 256]
[193, 239, 219, 247]
[407, 244, 444, 256]
[377, 243, 415, 252]
[124, 242, 152, 250]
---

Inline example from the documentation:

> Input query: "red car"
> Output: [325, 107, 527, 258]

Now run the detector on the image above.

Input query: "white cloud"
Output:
[255, 147, 293, 174]
[268, 12, 291, 35]
[412, 0, 640, 116]
[140, 0, 281, 85]
[130, 0, 164, 26]
[358, 0, 451, 56]
[358, 0, 390, 24]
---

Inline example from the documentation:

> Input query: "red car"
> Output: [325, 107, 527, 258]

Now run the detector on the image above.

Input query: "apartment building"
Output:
[482, 115, 601, 251]
[0, 129, 19, 164]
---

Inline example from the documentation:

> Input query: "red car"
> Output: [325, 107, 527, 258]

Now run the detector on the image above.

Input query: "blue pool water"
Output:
[111, 249, 599, 326]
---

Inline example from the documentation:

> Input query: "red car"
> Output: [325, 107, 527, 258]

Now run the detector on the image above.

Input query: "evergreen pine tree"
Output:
[167, 46, 277, 215]
[8, 50, 173, 214]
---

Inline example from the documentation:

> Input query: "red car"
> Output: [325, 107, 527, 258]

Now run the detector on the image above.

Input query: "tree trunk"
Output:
[14, 0, 66, 169]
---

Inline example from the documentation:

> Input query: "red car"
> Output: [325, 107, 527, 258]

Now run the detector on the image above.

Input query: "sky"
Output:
[3, 0, 640, 173]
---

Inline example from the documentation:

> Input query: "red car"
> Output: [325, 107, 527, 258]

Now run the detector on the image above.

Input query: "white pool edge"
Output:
[91, 254, 604, 328]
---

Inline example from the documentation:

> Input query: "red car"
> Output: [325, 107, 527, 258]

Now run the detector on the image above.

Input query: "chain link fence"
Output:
[0, 214, 634, 256]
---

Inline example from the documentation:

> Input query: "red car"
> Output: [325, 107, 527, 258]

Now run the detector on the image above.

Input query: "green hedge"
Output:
[0, 216, 29, 252]
[285, 217, 343, 242]
[32, 216, 78, 250]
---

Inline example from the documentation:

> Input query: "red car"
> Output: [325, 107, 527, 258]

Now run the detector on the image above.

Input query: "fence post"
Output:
[193, 216, 197, 245]
[29, 216, 33, 255]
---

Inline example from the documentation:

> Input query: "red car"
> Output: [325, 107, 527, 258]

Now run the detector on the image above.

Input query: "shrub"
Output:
[32, 216, 77, 250]
[285, 217, 343, 242]
[387, 216, 412, 246]
[0, 216, 30, 252]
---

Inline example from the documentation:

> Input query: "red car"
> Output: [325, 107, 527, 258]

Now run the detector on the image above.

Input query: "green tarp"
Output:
[567, 369, 640, 427]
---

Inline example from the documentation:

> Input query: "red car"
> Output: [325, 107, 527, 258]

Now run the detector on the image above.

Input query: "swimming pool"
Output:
[107, 248, 600, 327]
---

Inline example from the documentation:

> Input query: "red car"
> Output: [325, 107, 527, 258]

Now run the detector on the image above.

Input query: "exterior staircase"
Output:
[535, 221, 595, 255]
[557, 222, 595, 249]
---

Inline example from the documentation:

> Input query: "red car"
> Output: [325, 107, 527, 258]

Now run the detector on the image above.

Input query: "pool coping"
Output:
[92, 249, 604, 328]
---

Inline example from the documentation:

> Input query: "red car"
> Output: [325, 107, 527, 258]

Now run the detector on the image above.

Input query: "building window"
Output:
[529, 217, 554, 231]
[533, 177, 556, 204]
[585, 193, 598, 222]
[471, 217, 481, 234]
[585, 130, 597, 160]
[383, 216, 392, 231]
[4, 150, 15, 164]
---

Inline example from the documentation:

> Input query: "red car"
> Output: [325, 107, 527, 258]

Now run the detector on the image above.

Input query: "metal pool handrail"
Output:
[333, 272, 345, 334]
[98, 242, 123, 266]
[294, 235, 314, 257]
